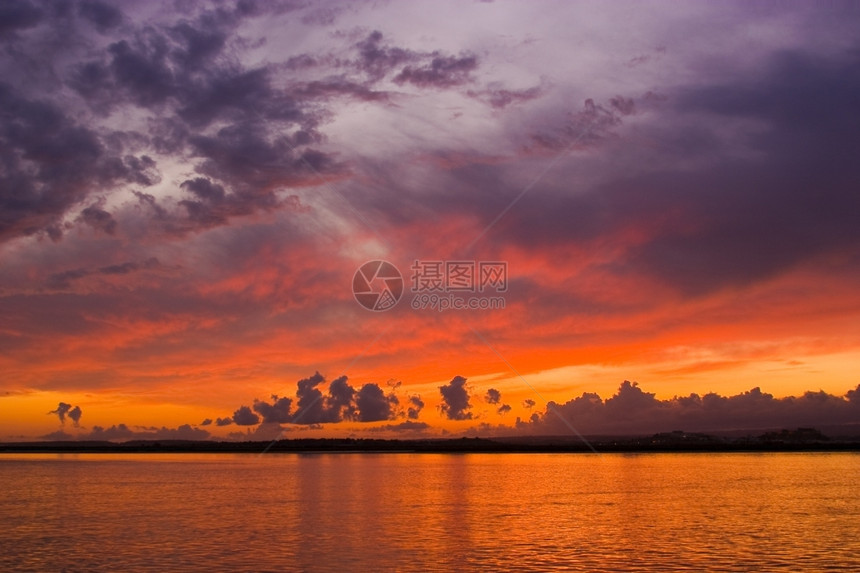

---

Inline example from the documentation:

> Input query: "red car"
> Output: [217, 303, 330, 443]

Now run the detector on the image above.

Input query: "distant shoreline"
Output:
[3, 430, 860, 455]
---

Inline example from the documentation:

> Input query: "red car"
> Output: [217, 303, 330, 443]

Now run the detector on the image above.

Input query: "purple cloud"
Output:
[439, 376, 473, 421]
[520, 381, 860, 436]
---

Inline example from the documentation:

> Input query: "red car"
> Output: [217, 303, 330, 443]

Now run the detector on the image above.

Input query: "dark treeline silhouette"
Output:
[3, 427, 859, 454]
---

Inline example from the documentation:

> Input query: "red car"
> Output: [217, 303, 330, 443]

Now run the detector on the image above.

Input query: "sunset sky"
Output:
[1, 0, 859, 441]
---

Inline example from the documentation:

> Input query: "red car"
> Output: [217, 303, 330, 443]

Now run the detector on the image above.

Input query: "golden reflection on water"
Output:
[1, 452, 858, 571]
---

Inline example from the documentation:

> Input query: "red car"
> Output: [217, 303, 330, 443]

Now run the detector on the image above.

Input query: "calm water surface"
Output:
[1, 452, 858, 572]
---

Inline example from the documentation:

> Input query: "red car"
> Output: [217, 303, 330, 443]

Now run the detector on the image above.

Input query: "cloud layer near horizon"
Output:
[40, 375, 860, 441]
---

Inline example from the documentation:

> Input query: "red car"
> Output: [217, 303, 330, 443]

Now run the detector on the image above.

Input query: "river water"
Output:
[2, 452, 858, 571]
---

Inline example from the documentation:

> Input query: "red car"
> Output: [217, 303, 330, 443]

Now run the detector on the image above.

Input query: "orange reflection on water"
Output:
[1, 452, 858, 571]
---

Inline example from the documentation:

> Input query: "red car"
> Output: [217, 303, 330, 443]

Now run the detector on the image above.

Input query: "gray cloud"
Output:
[0, 81, 148, 242]
[77, 204, 117, 235]
[528, 97, 626, 152]
[467, 84, 543, 109]
[325, 375, 357, 421]
[619, 50, 860, 294]
[0, 1, 338, 242]
[86, 423, 133, 440]
[0, 3, 544, 246]
[290, 77, 389, 103]
[479, 49, 860, 297]
[519, 381, 860, 436]
[291, 371, 327, 424]
[407, 395, 425, 420]
[232, 405, 260, 426]
[68, 405, 82, 426]
[355, 383, 397, 422]
[287, 373, 402, 424]
[45, 257, 162, 289]
[439, 375, 472, 420]
[290, 372, 357, 424]
[353, 30, 416, 80]
[368, 420, 432, 433]
[40, 430, 73, 441]
[485, 388, 501, 405]
[394, 53, 478, 88]
[219, 373, 406, 427]
[253, 395, 293, 424]
[48, 402, 81, 426]
[78, 0, 123, 34]
[84, 423, 210, 441]
[0, 0, 43, 38]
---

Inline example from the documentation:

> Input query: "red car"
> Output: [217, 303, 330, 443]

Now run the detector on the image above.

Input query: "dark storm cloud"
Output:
[497, 404, 512, 415]
[326, 375, 357, 420]
[200, 418, 213, 426]
[0, 1, 338, 241]
[0, 0, 43, 38]
[485, 388, 501, 405]
[232, 405, 260, 426]
[291, 371, 328, 424]
[355, 383, 397, 422]
[0, 81, 149, 242]
[289, 373, 402, 424]
[487, 49, 860, 296]
[0, 70, 164, 237]
[439, 375, 472, 420]
[619, 49, 860, 294]
[77, 0, 123, 33]
[222, 374, 403, 427]
[183, 125, 333, 222]
[0, 4, 528, 243]
[253, 395, 293, 424]
[181, 177, 226, 202]
[215, 417, 233, 426]
[169, 19, 228, 71]
[289, 372, 354, 424]
[177, 67, 303, 128]
[520, 381, 860, 436]
[105, 37, 175, 107]
[522, 399, 535, 409]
